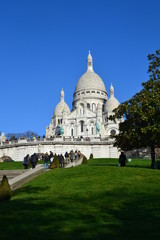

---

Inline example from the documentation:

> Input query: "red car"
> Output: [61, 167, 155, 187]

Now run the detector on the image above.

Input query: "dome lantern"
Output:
[110, 83, 114, 97]
[60, 88, 64, 101]
[87, 50, 93, 72]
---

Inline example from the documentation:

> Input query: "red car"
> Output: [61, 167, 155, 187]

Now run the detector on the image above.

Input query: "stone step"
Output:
[65, 158, 83, 168]
[8, 164, 46, 190]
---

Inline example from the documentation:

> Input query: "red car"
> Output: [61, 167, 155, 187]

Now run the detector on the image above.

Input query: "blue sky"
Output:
[0, 0, 160, 136]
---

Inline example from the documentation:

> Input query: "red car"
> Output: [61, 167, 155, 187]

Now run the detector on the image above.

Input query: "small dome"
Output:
[54, 89, 70, 116]
[54, 101, 70, 116]
[106, 84, 119, 112]
[106, 96, 119, 111]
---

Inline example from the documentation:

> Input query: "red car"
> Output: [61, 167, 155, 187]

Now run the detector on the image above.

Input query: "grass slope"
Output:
[0, 161, 25, 170]
[0, 158, 160, 240]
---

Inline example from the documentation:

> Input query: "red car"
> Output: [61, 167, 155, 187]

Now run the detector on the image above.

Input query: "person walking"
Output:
[30, 153, 38, 169]
[60, 154, 64, 168]
[75, 150, 78, 160]
[65, 151, 69, 164]
[49, 151, 54, 164]
[77, 150, 81, 160]
[44, 152, 49, 169]
[70, 150, 74, 163]
[23, 154, 30, 169]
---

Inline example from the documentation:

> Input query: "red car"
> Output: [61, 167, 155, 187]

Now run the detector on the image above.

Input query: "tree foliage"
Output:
[6, 131, 39, 140]
[109, 49, 160, 168]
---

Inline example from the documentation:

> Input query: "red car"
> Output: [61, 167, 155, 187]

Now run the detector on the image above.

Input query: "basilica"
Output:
[46, 51, 121, 139]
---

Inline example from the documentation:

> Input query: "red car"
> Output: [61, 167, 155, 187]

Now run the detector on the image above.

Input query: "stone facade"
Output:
[46, 51, 121, 139]
[0, 52, 121, 161]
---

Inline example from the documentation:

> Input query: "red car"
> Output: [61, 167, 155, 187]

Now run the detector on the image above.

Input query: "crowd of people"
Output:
[23, 150, 127, 170]
[22, 150, 82, 170]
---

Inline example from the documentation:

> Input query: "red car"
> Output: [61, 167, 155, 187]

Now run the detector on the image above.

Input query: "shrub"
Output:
[0, 175, 12, 201]
[50, 162, 56, 169]
[50, 154, 60, 169]
[89, 153, 93, 160]
[0, 156, 12, 162]
[82, 156, 88, 164]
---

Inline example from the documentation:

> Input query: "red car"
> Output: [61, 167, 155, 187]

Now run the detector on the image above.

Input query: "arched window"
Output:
[92, 103, 96, 111]
[79, 104, 84, 115]
[58, 119, 62, 124]
[71, 129, 74, 136]
[91, 127, 94, 135]
[80, 121, 84, 132]
[87, 103, 90, 109]
[110, 129, 116, 136]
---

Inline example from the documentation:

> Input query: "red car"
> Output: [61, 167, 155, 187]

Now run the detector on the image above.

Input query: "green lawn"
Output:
[0, 158, 160, 240]
[0, 161, 25, 170]
[0, 161, 44, 170]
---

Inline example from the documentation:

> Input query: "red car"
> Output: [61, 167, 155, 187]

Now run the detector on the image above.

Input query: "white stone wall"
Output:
[0, 141, 120, 162]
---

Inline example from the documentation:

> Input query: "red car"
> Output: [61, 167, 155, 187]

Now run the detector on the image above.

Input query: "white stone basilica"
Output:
[0, 52, 122, 161]
[46, 51, 121, 140]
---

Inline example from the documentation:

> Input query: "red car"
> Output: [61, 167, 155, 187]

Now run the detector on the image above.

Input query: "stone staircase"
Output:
[8, 164, 46, 190]
[0, 158, 84, 191]
[65, 158, 83, 168]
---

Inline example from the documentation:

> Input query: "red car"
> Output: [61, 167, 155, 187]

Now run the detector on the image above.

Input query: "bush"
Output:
[0, 156, 12, 162]
[50, 162, 56, 169]
[82, 156, 88, 164]
[50, 154, 60, 169]
[0, 175, 12, 201]
[89, 153, 93, 160]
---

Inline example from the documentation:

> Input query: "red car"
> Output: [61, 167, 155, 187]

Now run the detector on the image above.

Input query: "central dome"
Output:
[75, 70, 106, 92]
[74, 51, 107, 93]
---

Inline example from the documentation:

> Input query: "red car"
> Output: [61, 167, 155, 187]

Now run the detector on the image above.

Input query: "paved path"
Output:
[0, 164, 46, 191]
[0, 170, 27, 180]
[65, 158, 83, 168]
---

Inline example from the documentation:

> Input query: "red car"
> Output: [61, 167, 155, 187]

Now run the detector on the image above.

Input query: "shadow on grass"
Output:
[0, 186, 160, 240]
[89, 163, 151, 169]
[89, 163, 117, 167]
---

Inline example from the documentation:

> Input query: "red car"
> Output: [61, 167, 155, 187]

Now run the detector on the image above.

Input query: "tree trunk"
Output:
[151, 146, 156, 168]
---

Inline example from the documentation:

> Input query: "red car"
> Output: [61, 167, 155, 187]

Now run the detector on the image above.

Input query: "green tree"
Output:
[109, 49, 160, 168]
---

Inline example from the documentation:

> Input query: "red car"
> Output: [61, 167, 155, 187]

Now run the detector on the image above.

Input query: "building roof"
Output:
[75, 51, 107, 93]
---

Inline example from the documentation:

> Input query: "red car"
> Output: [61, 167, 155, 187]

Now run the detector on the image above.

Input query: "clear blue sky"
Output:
[0, 0, 160, 136]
